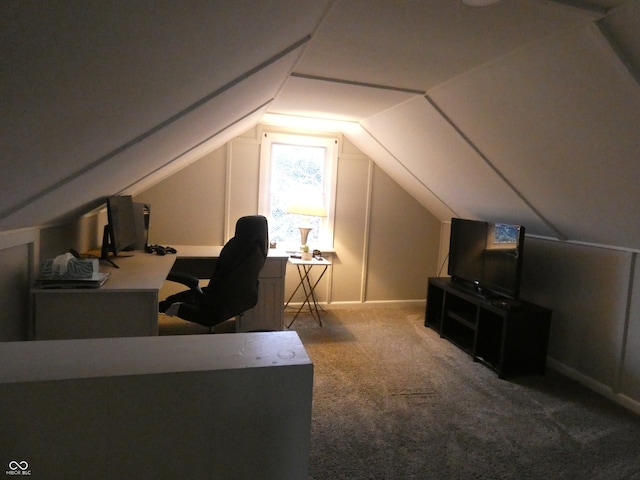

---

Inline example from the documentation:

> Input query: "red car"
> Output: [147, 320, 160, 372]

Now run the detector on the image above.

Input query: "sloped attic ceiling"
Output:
[1, 0, 640, 250]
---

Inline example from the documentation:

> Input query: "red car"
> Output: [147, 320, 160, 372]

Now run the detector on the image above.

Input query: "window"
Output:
[259, 132, 338, 251]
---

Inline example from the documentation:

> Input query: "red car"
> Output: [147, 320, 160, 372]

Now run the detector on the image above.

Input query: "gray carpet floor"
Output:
[288, 306, 640, 480]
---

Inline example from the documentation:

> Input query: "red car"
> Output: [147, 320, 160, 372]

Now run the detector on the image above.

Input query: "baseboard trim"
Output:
[285, 300, 426, 310]
[547, 357, 640, 416]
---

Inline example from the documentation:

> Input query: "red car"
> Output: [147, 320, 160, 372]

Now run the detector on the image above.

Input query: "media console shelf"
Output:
[425, 277, 552, 378]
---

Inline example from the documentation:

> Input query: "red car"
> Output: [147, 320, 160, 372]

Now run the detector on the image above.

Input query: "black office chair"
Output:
[159, 215, 268, 329]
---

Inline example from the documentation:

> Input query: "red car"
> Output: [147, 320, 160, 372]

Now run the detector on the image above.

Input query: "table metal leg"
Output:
[287, 263, 328, 328]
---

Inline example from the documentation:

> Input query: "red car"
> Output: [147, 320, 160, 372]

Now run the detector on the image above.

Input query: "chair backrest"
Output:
[205, 215, 268, 324]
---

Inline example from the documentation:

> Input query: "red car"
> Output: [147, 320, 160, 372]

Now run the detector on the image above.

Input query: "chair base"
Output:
[158, 314, 240, 335]
[158, 314, 212, 335]
[212, 318, 237, 333]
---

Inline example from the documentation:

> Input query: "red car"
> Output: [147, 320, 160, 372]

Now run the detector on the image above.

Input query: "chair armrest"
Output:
[166, 271, 202, 292]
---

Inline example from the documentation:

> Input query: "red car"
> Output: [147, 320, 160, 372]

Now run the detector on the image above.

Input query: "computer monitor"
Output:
[101, 195, 138, 267]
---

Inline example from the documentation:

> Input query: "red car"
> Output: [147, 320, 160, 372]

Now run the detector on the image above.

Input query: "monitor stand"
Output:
[99, 225, 134, 269]
[100, 255, 120, 269]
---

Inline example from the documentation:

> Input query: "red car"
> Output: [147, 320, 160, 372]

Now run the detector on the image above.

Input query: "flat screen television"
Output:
[101, 195, 138, 267]
[448, 218, 525, 300]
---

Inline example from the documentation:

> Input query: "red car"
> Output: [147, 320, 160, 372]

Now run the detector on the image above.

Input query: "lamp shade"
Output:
[287, 197, 327, 217]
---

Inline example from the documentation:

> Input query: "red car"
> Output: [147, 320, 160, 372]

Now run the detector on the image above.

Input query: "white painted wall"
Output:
[0, 229, 40, 341]
[438, 220, 640, 414]
[520, 237, 640, 414]
[135, 125, 441, 306]
[4, 123, 640, 418]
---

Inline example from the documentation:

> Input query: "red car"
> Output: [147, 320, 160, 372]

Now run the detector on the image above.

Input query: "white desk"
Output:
[32, 247, 288, 340]
[171, 246, 289, 333]
[32, 253, 174, 340]
[286, 256, 331, 328]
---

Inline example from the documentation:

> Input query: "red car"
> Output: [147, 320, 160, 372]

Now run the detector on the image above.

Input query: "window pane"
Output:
[270, 143, 325, 246]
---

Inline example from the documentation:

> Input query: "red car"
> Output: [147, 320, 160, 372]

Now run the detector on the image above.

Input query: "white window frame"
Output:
[258, 131, 338, 251]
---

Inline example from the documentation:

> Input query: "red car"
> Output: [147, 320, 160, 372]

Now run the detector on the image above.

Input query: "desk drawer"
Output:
[172, 258, 217, 279]
[172, 257, 286, 280]
[260, 258, 286, 278]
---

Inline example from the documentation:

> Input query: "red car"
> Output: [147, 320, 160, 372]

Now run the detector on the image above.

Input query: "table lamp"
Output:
[287, 197, 327, 250]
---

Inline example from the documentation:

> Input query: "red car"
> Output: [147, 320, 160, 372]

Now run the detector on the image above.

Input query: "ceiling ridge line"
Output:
[357, 124, 458, 218]
[289, 73, 425, 95]
[423, 95, 565, 240]
[546, 0, 609, 15]
[428, 24, 595, 97]
[285, 0, 338, 87]
[594, 20, 640, 89]
[0, 36, 312, 223]
[359, 93, 427, 124]
[120, 101, 273, 194]
[308, 0, 341, 39]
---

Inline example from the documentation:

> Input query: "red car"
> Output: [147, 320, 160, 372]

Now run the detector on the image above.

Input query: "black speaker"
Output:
[132, 202, 150, 250]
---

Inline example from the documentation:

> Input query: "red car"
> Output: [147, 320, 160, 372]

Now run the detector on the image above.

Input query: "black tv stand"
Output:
[425, 277, 552, 378]
[450, 277, 495, 300]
